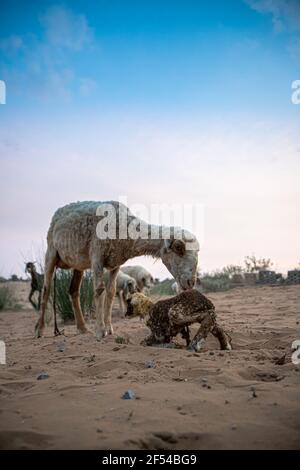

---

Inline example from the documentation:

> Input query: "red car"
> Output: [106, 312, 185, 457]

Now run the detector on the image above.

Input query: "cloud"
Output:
[0, 5, 97, 101]
[0, 35, 23, 53]
[245, 0, 300, 32]
[39, 5, 94, 51]
[245, 0, 300, 62]
[79, 77, 97, 97]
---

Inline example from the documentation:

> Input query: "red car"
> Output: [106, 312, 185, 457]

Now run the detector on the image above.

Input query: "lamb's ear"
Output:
[171, 239, 186, 257]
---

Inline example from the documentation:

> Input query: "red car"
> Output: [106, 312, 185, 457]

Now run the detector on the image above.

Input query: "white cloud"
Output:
[0, 35, 23, 53]
[245, 0, 300, 31]
[245, 0, 300, 62]
[79, 77, 97, 97]
[0, 6, 97, 101]
[39, 5, 94, 51]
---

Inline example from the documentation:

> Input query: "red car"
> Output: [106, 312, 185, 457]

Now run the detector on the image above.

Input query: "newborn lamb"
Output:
[126, 290, 231, 352]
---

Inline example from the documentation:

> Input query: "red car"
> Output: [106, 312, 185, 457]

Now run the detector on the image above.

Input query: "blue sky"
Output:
[0, 0, 299, 278]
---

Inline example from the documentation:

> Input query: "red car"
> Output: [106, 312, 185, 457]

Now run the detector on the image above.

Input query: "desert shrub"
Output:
[150, 278, 174, 296]
[244, 255, 272, 273]
[201, 272, 231, 293]
[221, 265, 244, 277]
[50, 270, 94, 322]
[0, 285, 17, 310]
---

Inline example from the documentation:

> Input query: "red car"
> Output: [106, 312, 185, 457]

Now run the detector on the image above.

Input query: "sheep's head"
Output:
[125, 278, 138, 297]
[25, 262, 36, 274]
[160, 230, 199, 290]
[125, 293, 153, 318]
[141, 274, 154, 289]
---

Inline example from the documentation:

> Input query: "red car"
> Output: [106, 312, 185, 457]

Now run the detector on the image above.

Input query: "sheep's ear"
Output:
[171, 239, 186, 257]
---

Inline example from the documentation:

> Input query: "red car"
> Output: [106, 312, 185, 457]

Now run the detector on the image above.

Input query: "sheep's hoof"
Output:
[77, 326, 91, 335]
[188, 338, 206, 352]
[34, 322, 44, 339]
[220, 333, 232, 350]
[95, 328, 108, 341]
[106, 325, 114, 335]
[54, 327, 64, 336]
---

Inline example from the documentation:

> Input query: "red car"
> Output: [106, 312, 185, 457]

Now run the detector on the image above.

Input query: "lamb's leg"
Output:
[35, 247, 57, 338]
[181, 326, 191, 347]
[69, 269, 89, 334]
[104, 267, 119, 334]
[211, 323, 232, 350]
[168, 304, 205, 346]
[92, 261, 106, 340]
[188, 309, 216, 352]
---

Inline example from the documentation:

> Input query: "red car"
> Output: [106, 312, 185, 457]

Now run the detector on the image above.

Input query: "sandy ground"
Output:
[0, 281, 300, 450]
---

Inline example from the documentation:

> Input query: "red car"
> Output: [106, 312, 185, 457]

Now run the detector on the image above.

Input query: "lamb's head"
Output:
[25, 262, 36, 274]
[160, 230, 199, 290]
[125, 293, 153, 318]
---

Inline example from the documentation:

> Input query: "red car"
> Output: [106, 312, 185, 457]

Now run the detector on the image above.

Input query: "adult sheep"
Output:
[35, 201, 199, 340]
[121, 265, 154, 293]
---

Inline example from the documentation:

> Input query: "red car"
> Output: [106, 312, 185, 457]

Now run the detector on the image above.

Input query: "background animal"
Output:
[126, 290, 231, 352]
[104, 270, 137, 315]
[121, 265, 154, 293]
[25, 262, 44, 311]
[35, 200, 199, 340]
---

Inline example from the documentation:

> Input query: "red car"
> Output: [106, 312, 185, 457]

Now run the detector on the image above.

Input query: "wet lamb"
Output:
[126, 290, 231, 352]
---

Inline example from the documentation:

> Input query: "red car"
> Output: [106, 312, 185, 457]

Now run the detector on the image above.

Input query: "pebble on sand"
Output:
[122, 389, 136, 400]
[37, 372, 49, 380]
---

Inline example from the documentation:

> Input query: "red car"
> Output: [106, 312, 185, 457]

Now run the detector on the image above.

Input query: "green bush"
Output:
[50, 270, 94, 322]
[150, 278, 174, 296]
[0, 285, 17, 310]
[201, 272, 231, 293]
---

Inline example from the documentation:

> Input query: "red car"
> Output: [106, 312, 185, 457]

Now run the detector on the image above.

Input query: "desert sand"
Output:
[0, 281, 299, 450]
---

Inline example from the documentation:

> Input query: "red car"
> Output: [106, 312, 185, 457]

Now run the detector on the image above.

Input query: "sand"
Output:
[0, 281, 299, 450]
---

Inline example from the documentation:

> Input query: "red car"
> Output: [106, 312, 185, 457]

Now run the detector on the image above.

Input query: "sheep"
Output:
[121, 265, 154, 293]
[35, 200, 199, 339]
[125, 290, 232, 352]
[172, 275, 202, 295]
[104, 270, 137, 315]
[25, 262, 44, 311]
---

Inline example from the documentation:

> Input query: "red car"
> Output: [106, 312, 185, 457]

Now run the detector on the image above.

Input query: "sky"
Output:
[0, 0, 299, 279]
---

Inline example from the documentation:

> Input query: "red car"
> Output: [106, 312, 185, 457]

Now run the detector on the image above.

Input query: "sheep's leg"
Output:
[53, 269, 62, 336]
[37, 290, 42, 311]
[35, 248, 57, 338]
[69, 270, 89, 334]
[92, 262, 106, 340]
[188, 309, 216, 352]
[29, 288, 38, 310]
[211, 323, 232, 350]
[118, 291, 125, 315]
[104, 267, 119, 334]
